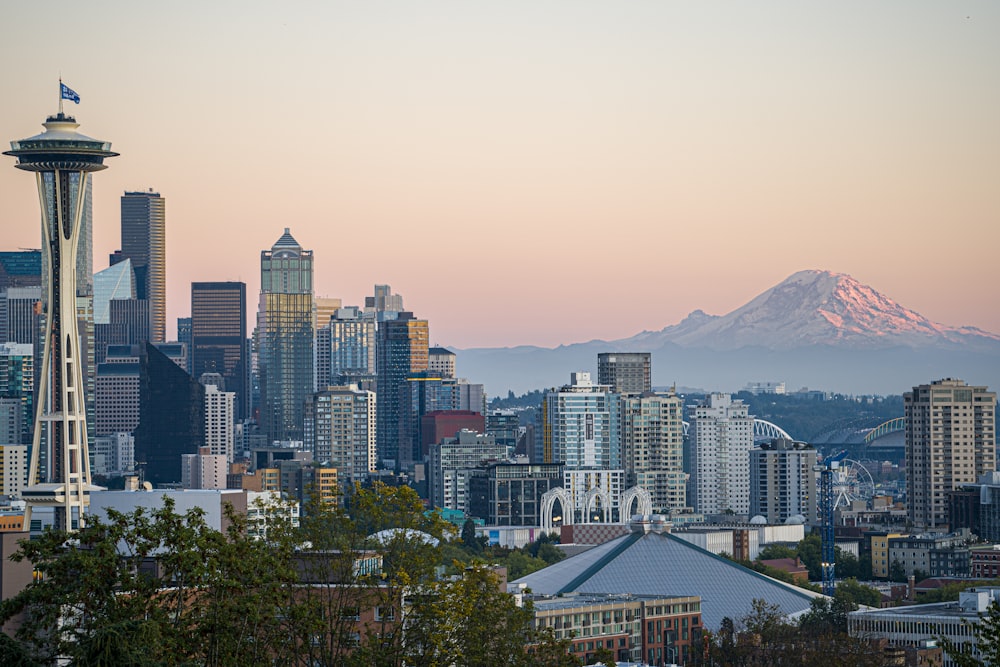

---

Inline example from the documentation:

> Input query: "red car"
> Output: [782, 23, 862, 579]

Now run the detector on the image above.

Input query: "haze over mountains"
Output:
[457, 270, 1000, 396]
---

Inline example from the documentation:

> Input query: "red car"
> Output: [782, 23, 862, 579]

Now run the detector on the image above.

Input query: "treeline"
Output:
[0, 485, 578, 667]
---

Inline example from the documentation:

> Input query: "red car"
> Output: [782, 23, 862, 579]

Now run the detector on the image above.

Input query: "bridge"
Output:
[864, 417, 905, 445]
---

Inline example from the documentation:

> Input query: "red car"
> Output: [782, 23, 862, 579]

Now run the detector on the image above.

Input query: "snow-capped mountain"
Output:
[456, 270, 1000, 395]
[631, 269, 1000, 351]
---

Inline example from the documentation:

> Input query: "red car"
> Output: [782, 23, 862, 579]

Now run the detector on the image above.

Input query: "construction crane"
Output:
[815, 449, 848, 596]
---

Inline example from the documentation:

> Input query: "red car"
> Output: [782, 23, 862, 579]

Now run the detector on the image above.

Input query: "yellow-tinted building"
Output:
[870, 532, 906, 579]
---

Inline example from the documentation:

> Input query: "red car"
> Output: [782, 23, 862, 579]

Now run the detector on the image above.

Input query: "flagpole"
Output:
[58, 77, 64, 116]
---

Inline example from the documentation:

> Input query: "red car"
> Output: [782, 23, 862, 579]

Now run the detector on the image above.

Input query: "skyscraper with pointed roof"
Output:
[257, 229, 314, 443]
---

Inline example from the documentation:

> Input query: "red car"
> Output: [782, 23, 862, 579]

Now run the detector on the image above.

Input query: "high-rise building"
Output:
[365, 284, 404, 321]
[200, 374, 235, 463]
[428, 347, 456, 378]
[257, 229, 314, 443]
[620, 390, 687, 513]
[538, 372, 620, 470]
[749, 439, 818, 524]
[119, 190, 166, 342]
[107, 298, 151, 346]
[0, 251, 41, 290]
[316, 306, 376, 387]
[0, 343, 33, 446]
[176, 317, 192, 374]
[0, 287, 41, 348]
[375, 312, 428, 469]
[6, 109, 117, 530]
[0, 444, 28, 499]
[689, 393, 754, 515]
[134, 343, 205, 486]
[400, 373, 485, 463]
[598, 352, 651, 395]
[191, 282, 248, 420]
[906, 378, 997, 530]
[303, 384, 376, 484]
[94, 348, 141, 437]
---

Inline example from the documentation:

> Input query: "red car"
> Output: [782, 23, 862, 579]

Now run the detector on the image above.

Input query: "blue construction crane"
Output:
[815, 450, 847, 596]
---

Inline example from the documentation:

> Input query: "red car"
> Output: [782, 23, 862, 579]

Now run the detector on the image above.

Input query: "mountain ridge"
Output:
[454, 270, 1000, 395]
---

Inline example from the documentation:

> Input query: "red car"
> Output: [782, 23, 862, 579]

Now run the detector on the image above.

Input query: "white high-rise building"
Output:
[303, 384, 377, 484]
[0, 444, 28, 498]
[621, 391, 688, 513]
[201, 376, 235, 463]
[690, 393, 754, 515]
[181, 447, 227, 490]
[538, 372, 620, 469]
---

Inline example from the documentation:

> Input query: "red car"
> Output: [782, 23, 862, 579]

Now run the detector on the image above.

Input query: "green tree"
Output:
[940, 599, 1000, 667]
[835, 578, 883, 608]
[460, 518, 483, 553]
[797, 533, 823, 580]
[757, 543, 797, 561]
[888, 559, 907, 583]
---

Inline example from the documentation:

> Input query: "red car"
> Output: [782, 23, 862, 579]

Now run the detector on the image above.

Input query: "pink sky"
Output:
[2, 2, 998, 348]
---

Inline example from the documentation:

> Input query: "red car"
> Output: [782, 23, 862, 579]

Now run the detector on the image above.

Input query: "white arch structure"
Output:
[583, 487, 612, 524]
[619, 486, 653, 521]
[540, 487, 572, 533]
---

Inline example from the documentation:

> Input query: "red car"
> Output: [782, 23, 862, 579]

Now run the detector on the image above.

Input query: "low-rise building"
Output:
[528, 592, 702, 666]
[849, 587, 1000, 667]
[888, 531, 971, 578]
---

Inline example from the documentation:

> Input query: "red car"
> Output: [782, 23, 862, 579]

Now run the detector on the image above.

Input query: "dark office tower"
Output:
[597, 352, 652, 395]
[108, 298, 150, 346]
[0, 251, 42, 290]
[258, 229, 313, 443]
[133, 343, 205, 485]
[191, 282, 248, 420]
[120, 190, 166, 342]
[376, 312, 429, 469]
[177, 317, 192, 373]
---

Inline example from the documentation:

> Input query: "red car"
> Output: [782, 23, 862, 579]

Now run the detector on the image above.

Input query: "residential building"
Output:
[905, 378, 996, 530]
[181, 446, 228, 490]
[597, 352, 651, 395]
[375, 312, 428, 469]
[303, 384, 376, 484]
[970, 545, 1000, 580]
[91, 432, 135, 477]
[888, 532, 971, 578]
[971, 472, 1000, 542]
[118, 190, 166, 342]
[538, 372, 620, 470]
[749, 439, 818, 524]
[191, 282, 248, 421]
[870, 532, 907, 579]
[257, 229, 314, 443]
[201, 375, 236, 463]
[689, 393, 754, 515]
[620, 391, 687, 513]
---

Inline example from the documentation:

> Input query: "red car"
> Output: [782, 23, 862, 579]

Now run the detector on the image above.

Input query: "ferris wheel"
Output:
[830, 459, 875, 509]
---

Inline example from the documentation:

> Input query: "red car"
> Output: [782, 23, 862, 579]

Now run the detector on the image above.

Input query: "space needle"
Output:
[4, 84, 117, 531]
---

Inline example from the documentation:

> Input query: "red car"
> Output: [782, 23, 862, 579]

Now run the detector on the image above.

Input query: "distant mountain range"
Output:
[455, 270, 1000, 396]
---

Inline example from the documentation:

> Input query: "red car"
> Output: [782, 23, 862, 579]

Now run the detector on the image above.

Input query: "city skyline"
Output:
[1, 2, 998, 348]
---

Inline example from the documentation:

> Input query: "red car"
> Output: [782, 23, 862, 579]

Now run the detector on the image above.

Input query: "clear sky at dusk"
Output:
[2, 1, 998, 348]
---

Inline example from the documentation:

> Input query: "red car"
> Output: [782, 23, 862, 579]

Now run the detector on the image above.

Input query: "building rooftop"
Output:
[512, 526, 821, 629]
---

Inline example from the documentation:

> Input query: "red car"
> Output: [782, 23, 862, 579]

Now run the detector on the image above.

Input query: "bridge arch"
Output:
[864, 417, 905, 444]
[753, 418, 793, 443]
